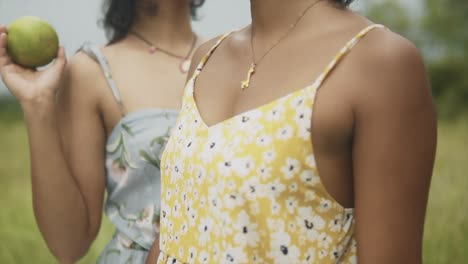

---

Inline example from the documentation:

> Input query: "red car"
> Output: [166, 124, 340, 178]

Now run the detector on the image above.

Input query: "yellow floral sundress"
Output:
[158, 24, 384, 264]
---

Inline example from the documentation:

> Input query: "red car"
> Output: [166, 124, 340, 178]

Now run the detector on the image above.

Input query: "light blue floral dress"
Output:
[80, 43, 179, 264]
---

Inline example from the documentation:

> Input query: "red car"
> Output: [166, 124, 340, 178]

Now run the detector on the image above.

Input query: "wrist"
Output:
[21, 95, 56, 119]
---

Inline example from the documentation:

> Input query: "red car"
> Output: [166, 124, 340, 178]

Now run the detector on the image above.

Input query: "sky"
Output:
[0, 0, 418, 96]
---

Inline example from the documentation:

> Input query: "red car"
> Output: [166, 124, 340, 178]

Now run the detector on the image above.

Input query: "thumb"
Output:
[51, 46, 67, 72]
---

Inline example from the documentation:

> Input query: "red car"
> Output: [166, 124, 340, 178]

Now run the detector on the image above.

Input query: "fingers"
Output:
[0, 24, 7, 34]
[0, 31, 12, 70]
[51, 46, 67, 73]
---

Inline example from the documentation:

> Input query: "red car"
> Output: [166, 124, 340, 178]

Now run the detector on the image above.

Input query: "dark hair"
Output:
[102, 0, 205, 44]
[334, 0, 355, 7]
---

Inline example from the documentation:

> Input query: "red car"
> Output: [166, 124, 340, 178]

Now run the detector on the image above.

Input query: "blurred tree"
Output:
[365, 0, 468, 118]
[423, 0, 468, 117]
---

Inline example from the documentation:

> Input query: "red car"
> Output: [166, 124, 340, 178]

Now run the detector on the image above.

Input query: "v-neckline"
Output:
[188, 24, 384, 130]
[189, 79, 319, 130]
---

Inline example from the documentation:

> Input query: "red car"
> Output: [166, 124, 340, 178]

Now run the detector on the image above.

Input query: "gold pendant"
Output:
[241, 63, 256, 91]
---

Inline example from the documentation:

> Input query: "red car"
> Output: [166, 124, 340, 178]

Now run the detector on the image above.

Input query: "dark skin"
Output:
[151, 0, 436, 262]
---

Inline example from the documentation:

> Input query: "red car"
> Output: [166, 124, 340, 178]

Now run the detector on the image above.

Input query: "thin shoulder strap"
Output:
[310, 24, 385, 91]
[78, 42, 126, 115]
[191, 32, 233, 81]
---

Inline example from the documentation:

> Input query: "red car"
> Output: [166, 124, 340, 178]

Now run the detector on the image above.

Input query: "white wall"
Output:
[0, 0, 253, 95]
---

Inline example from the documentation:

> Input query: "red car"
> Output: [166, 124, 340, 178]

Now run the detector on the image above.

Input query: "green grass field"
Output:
[0, 104, 466, 263]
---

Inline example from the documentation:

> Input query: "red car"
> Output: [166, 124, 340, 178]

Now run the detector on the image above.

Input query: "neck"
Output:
[131, 0, 193, 47]
[250, 0, 326, 37]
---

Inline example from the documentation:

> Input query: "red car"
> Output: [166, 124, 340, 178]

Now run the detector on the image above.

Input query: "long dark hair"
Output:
[335, 0, 355, 7]
[102, 0, 205, 44]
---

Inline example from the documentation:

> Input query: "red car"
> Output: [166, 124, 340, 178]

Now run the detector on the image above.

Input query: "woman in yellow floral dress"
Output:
[157, 0, 436, 263]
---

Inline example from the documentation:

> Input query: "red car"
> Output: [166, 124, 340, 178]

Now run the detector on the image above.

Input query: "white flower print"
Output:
[234, 210, 260, 247]
[305, 154, 317, 168]
[200, 127, 225, 162]
[289, 182, 298, 192]
[258, 163, 272, 181]
[158, 51, 364, 263]
[198, 217, 214, 246]
[318, 232, 333, 249]
[135, 205, 155, 243]
[319, 198, 332, 213]
[290, 95, 306, 108]
[226, 180, 236, 191]
[222, 247, 248, 264]
[106, 159, 129, 188]
[286, 197, 298, 214]
[236, 110, 262, 128]
[188, 247, 198, 262]
[195, 165, 207, 185]
[267, 218, 284, 231]
[298, 234, 307, 246]
[331, 246, 342, 261]
[329, 214, 343, 232]
[266, 180, 286, 198]
[224, 192, 245, 209]
[295, 106, 312, 140]
[256, 134, 273, 147]
[252, 254, 266, 264]
[268, 230, 301, 263]
[266, 104, 285, 122]
[199, 197, 207, 208]
[249, 200, 261, 215]
[296, 207, 326, 242]
[232, 156, 255, 177]
[116, 233, 134, 250]
[178, 247, 185, 259]
[281, 157, 301, 180]
[171, 159, 185, 182]
[318, 249, 328, 259]
[301, 247, 317, 264]
[183, 138, 197, 158]
[271, 201, 281, 215]
[288, 222, 297, 233]
[219, 211, 234, 237]
[180, 221, 188, 235]
[188, 208, 198, 227]
[211, 243, 220, 258]
[348, 255, 358, 264]
[173, 201, 181, 218]
[198, 250, 210, 264]
[300, 169, 320, 186]
[277, 125, 294, 140]
[239, 178, 262, 201]
[305, 190, 317, 201]
[249, 123, 265, 141]
[218, 160, 233, 177]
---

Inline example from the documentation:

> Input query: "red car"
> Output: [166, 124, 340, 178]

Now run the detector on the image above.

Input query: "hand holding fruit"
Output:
[0, 17, 67, 106]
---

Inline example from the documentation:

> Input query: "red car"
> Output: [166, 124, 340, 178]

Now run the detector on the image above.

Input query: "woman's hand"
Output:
[0, 25, 67, 106]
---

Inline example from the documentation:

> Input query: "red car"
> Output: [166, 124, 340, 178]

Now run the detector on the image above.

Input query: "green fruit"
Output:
[7, 16, 59, 68]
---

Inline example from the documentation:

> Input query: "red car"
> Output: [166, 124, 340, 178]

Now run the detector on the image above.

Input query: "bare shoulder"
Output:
[350, 27, 433, 112]
[186, 34, 228, 80]
[360, 27, 425, 77]
[58, 49, 107, 107]
[64, 50, 104, 87]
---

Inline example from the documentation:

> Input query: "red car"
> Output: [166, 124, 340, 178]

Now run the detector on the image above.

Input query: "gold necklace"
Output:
[241, 0, 323, 90]
[130, 31, 197, 73]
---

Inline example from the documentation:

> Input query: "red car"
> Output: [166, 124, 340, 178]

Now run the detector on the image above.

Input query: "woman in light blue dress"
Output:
[0, 0, 205, 263]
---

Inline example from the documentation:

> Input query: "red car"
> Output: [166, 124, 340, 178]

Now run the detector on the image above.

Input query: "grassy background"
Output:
[0, 100, 467, 263]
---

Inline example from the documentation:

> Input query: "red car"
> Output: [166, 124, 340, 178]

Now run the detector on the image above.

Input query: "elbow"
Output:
[49, 237, 93, 264]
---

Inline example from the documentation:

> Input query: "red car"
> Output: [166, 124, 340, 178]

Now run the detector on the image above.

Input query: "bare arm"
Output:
[351, 31, 437, 263]
[0, 26, 106, 263]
